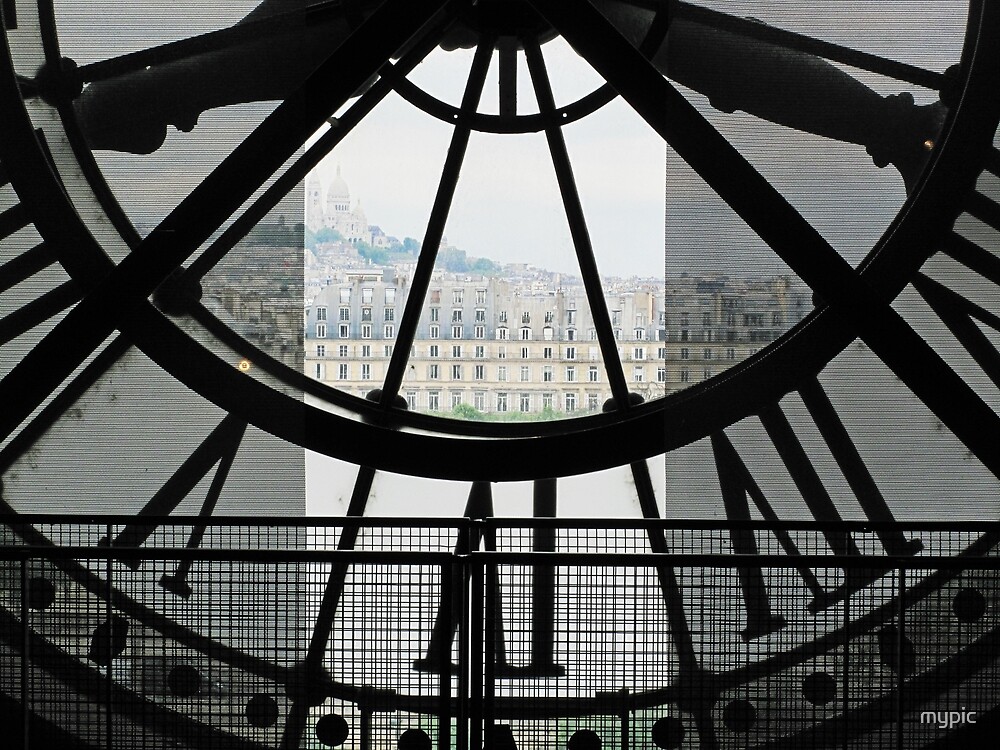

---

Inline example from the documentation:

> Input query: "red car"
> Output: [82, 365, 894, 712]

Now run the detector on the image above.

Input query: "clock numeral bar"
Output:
[102, 414, 247, 577]
[711, 432, 799, 640]
[985, 148, 1000, 179]
[0, 279, 81, 346]
[966, 190, 1000, 234]
[798, 379, 922, 557]
[0, 242, 56, 295]
[912, 271, 1000, 389]
[0, 201, 29, 241]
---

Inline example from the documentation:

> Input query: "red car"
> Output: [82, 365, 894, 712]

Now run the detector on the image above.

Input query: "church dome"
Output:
[327, 165, 350, 202]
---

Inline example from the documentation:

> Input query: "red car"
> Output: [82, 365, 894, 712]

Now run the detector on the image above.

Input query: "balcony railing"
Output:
[0, 517, 998, 749]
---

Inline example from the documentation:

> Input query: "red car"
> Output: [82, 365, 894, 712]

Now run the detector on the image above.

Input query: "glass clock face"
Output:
[2, 0, 1000, 748]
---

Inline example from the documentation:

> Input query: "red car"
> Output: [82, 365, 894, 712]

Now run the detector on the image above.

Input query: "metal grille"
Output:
[0, 518, 998, 749]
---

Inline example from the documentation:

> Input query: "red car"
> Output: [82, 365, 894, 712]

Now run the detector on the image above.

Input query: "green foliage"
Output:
[450, 403, 485, 420]
[356, 240, 391, 266]
[306, 226, 343, 249]
[402, 237, 421, 255]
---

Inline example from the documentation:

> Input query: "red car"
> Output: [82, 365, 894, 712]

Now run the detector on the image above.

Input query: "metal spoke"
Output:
[524, 40, 630, 407]
[379, 38, 495, 406]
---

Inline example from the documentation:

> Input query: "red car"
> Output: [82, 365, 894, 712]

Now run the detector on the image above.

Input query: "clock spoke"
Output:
[378, 38, 493, 405]
[0, 278, 79, 346]
[524, 39, 630, 407]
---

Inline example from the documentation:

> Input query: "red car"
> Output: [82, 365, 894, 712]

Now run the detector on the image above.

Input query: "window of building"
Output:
[452, 325, 463, 339]
[634, 328, 645, 340]
[657, 347, 667, 359]
[316, 306, 327, 321]
[340, 306, 350, 321]
[588, 347, 599, 361]
[703, 368, 713, 380]
[362, 288, 373, 304]
[520, 346, 529, 359]
[384, 345, 393, 357]
[543, 326, 554, 341]
[497, 326, 509, 340]
[428, 364, 440, 379]
[565, 392, 577, 412]
[452, 308, 463, 323]
[565, 347, 576, 360]
[543, 366, 554, 382]
[315, 363, 324, 379]
[498, 347, 507, 359]
[385, 288, 396, 304]
[361, 363, 371, 380]
[520, 393, 531, 412]
[474, 364, 485, 380]
[338, 363, 349, 380]
[384, 307, 394, 322]
[657, 367, 667, 382]
[384, 324, 394, 338]
[316, 345, 326, 357]
[499, 310, 508, 323]
[703, 312, 711, 326]
[452, 345, 462, 358]
[475, 325, 485, 339]
[633, 366, 644, 382]
[587, 393, 600, 411]
[316, 323, 327, 338]
[520, 327, 532, 340]
[361, 307, 372, 322]
[566, 328, 576, 341]
[339, 324, 349, 338]
[612, 310, 622, 326]
[361, 324, 372, 339]
[566, 366, 577, 382]
[429, 345, 439, 357]
[338, 345, 348, 357]
[520, 365, 530, 382]
[361, 345, 371, 358]
[475, 308, 486, 323]
[588, 365, 599, 382]
[703, 348, 712, 360]
[567, 310, 576, 325]
[430, 307, 440, 322]
[428, 391, 440, 411]
[680, 329, 689, 341]
[475, 346, 485, 358]
[430, 289, 441, 304]
[680, 369, 690, 383]
[339, 288, 351, 304]
[430, 324, 440, 339]
[405, 391, 416, 410]
[521, 311, 531, 324]
[633, 347, 645, 360]
[451, 364, 462, 380]
[451, 391, 463, 409]
[589, 329, 598, 341]
[543, 347, 553, 359]
[615, 328, 622, 340]
[453, 289, 464, 305]
[474, 391, 486, 410]
[476, 289, 486, 305]
[498, 365, 508, 382]
[727, 348, 736, 360]
[681, 348, 689, 360]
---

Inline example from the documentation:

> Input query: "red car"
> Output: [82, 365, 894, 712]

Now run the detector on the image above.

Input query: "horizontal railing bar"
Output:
[2, 515, 998, 532]
[1, 546, 998, 568]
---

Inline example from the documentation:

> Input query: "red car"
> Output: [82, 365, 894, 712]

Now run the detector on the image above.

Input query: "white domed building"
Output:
[304, 166, 373, 245]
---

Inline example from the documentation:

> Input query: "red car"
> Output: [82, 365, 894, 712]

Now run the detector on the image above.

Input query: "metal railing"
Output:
[0, 517, 998, 749]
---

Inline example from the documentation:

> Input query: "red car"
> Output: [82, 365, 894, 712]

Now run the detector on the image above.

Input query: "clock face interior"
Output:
[2, 0, 1000, 748]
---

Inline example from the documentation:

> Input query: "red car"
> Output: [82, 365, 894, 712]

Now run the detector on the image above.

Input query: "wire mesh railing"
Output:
[0, 517, 998, 749]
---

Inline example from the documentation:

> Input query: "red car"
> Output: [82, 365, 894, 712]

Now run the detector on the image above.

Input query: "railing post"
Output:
[896, 566, 905, 750]
[20, 556, 28, 750]
[106, 523, 113, 750]
[483, 559, 496, 748]
[470, 546, 484, 750]
[842, 588, 849, 750]
[439, 561, 453, 750]
[457, 522, 471, 750]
